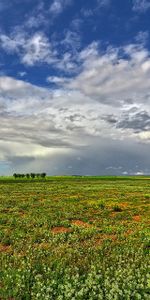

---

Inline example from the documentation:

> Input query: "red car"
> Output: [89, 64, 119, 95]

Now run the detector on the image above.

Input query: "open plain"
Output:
[0, 176, 150, 299]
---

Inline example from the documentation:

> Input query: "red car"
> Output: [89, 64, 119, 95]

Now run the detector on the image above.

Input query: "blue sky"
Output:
[0, 0, 150, 175]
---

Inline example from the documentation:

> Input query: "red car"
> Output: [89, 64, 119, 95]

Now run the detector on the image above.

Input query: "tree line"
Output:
[13, 173, 46, 179]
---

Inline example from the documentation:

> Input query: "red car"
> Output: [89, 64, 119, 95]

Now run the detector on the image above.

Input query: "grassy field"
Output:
[0, 177, 150, 299]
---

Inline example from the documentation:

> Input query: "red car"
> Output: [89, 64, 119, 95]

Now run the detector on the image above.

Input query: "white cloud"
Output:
[22, 33, 53, 65]
[135, 31, 149, 45]
[0, 76, 30, 92]
[134, 171, 144, 175]
[81, 0, 110, 18]
[133, 0, 150, 13]
[0, 31, 56, 66]
[67, 42, 150, 109]
[18, 71, 27, 77]
[47, 76, 69, 85]
[22, 1, 50, 30]
[81, 8, 94, 17]
[71, 18, 83, 31]
[25, 14, 47, 29]
[49, 0, 72, 16]
[61, 30, 81, 51]
[0, 28, 80, 70]
[0, 36, 150, 173]
[50, 0, 63, 14]
[0, 33, 20, 52]
[139, 131, 150, 141]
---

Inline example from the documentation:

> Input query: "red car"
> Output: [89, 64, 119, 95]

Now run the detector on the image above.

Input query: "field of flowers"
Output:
[0, 176, 150, 299]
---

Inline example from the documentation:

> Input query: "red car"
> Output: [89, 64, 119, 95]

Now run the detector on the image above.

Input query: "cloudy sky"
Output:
[0, 0, 150, 175]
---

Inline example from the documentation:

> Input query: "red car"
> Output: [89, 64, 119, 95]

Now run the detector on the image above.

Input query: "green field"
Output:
[0, 177, 150, 299]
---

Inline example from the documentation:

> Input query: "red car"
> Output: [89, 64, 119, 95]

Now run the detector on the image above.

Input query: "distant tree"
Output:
[41, 172, 46, 179]
[13, 172, 46, 179]
[20, 174, 25, 178]
[30, 173, 35, 179]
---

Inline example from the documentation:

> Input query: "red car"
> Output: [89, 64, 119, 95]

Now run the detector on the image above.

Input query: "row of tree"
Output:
[13, 173, 46, 179]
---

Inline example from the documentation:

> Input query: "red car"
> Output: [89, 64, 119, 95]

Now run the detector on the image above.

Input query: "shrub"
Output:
[113, 205, 122, 212]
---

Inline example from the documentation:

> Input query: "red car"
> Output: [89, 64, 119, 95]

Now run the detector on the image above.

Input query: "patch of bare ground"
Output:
[124, 229, 134, 237]
[94, 234, 117, 246]
[71, 220, 92, 227]
[120, 202, 129, 208]
[0, 243, 12, 253]
[110, 212, 118, 217]
[133, 215, 141, 222]
[51, 227, 72, 234]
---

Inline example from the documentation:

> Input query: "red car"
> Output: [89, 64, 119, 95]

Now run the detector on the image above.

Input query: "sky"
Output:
[0, 0, 150, 175]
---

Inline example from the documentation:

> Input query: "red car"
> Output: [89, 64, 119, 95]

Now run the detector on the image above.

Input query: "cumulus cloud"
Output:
[0, 33, 150, 174]
[66, 42, 150, 109]
[0, 68, 150, 175]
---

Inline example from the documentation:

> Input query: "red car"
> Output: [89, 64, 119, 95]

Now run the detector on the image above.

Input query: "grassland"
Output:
[0, 176, 150, 299]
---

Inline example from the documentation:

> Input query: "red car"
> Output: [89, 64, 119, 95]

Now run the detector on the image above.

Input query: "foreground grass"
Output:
[0, 177, 150, 299]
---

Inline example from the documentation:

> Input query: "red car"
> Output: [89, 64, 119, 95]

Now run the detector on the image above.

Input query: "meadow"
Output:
[0, 176, 150, 299]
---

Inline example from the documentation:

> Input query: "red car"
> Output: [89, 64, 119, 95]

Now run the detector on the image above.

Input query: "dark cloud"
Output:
[101, 114, 118, 124]
[117, 111, 150, 132]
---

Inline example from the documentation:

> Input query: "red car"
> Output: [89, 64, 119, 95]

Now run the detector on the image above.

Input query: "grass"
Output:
[0, 176, 150, 299]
